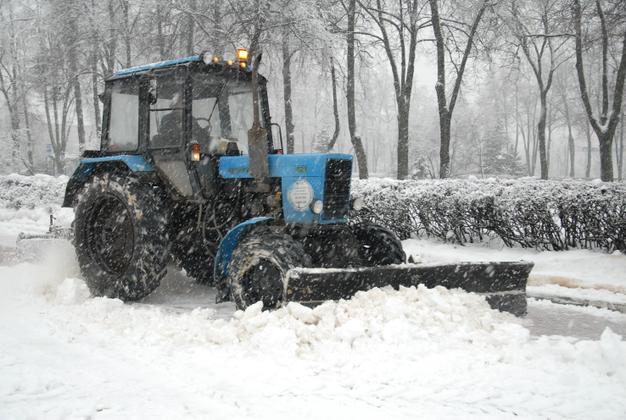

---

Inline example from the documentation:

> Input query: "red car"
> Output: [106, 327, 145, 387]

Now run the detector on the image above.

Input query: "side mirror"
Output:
[270, 123, 284, 153]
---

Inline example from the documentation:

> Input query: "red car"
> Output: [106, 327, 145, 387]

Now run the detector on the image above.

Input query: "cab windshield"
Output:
[191, 74, 256, 148]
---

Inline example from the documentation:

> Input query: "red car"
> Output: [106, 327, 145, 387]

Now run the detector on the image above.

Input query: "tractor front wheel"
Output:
[228, 229, 311, 310]
[352, 223, 406, 266]
[73, 174, 169, 301]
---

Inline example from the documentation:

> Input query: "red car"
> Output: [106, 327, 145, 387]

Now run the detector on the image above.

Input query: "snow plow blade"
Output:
[285, 261, 533, 316]
[16, 231, 73, 262]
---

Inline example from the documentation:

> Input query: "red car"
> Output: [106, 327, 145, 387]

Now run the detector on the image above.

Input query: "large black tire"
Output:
[352, 223, 406, 266]
[169, 207, 215, 285]
[73, 173, 169, 301]
[228, 229, 311, 310]
[172, 236, 215, 285]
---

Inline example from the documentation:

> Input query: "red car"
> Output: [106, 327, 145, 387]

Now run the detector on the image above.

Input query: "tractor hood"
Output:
[219, 153, 353, 225]
[218, 153, 352, 179]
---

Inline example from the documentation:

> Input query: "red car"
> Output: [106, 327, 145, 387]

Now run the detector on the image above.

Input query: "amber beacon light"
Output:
[237, 48, 249, 68]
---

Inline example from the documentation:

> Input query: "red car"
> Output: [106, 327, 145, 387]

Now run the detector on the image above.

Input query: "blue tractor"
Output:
[63, 50, 532, 314]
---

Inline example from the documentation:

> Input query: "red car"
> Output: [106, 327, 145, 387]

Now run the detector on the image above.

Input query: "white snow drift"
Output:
[1, 257, 626, 419]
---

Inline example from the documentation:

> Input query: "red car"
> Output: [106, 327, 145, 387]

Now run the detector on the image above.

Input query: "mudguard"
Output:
[214, 217, 273, 302]
[63, 155, 154, 207]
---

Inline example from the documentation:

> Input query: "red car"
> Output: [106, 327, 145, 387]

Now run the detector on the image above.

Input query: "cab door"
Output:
[144, 68, 202, 199]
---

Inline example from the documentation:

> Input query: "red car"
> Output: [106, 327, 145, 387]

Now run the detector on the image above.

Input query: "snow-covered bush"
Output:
[0, 174, 68, 210]
[1, 174, 623, 252]
[352, 178, 626, 252]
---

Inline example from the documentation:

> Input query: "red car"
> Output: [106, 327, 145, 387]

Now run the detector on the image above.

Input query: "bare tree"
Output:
[60, 0, 86, 153]
[326, 55, 341, 151]
[573, 0, 626, 181]
[346, 0, 368, 178]
[554, 67, 577, 177]
[429, 0, 489, 178]
[0, 0, 24, 167]
[506, 0, 569, 179]
[357, 0, 428, 179]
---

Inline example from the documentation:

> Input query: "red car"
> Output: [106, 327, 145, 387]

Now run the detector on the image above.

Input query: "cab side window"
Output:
[108, 79, 139, 151]
[149, 74, 185, 148]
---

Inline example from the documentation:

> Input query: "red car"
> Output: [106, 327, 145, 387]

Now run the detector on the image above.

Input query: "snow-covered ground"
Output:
[1, 174, 626, 418]
[1, 255, 626, 419]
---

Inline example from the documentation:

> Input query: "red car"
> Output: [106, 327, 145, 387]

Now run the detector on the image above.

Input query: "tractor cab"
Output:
[97, 51, 279, 199]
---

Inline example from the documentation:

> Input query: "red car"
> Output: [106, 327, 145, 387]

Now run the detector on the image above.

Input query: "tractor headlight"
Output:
[288, 179, 314, 211]
[311, 200, 323, 214]
[191, 142, 201, 161]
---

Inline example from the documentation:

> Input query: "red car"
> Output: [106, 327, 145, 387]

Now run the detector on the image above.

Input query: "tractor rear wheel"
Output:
[228, 229, 311, 310]
[352, 223, 406, 266]
[73, 174, 169, 301]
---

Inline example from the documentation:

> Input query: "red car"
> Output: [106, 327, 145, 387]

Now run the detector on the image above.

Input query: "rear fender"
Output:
[214, 217, 273, 302]
[62, 155, 154, 207]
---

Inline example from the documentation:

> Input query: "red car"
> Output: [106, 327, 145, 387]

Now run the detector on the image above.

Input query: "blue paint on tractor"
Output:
[113, 55, 202, 77]
[214, 216, 273, 292]
[219, 153, 351, 179]
[219, 153, 352, 225]
[63, 155, 155, 207]
[80, 155, 155, 172]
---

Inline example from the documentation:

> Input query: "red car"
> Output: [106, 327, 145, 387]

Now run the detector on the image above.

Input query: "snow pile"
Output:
[352, 177, 626, 252]
[1, 262, 626, 418]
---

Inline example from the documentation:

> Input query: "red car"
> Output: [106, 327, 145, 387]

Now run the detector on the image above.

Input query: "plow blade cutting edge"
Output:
[285, 261, 533, 317]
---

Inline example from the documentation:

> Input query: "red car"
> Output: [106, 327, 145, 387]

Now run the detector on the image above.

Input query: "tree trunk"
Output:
[618, 112, 624, 180]
[91, 49, 101, 135]
[561, 90, 575, 177]
[21, 87, 33, 170]
[397, 100, 410, 178]
[537, 92, 549, 179]
[327, 56, 340, 151]
[585, 122, 592, 178]
[104, 0, 118, 74]
[9, 104, 20, 165]
[521, 124, 531, 175]
[568, 131, 575, 178]
[281, 28, 295, 154]
[599, 134, 614, 181]
[122, 0, 132, 66]
[346, 0, 368, 178]
[437, 110, 451, 178]
[186, 0, 196, 55]
[71, 75, 86, 153]
[514, 81, 520, 154]
[67, 25, 86, 153]
[156, 5, 165, 60]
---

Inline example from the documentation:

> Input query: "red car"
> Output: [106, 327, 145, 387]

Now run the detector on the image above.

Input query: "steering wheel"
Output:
[195, 117, 212, 128]
[193, 117, 214, 144]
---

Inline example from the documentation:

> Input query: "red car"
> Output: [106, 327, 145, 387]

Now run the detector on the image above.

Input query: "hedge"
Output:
[351, 178, 626, 252]
[1, 174, 624, 252]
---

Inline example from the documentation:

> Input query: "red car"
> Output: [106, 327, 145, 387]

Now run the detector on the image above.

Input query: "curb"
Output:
[528, 292, 626, 314]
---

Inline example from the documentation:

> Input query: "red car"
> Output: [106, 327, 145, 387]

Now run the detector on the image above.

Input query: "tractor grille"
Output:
[323, 159, 352, 220]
